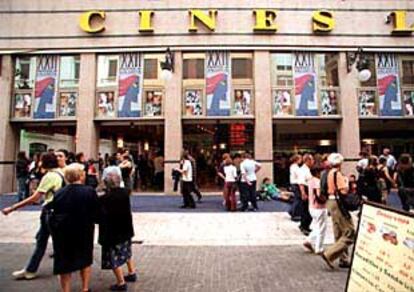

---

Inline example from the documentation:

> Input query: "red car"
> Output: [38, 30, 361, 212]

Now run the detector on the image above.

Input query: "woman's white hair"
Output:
[327, 153, 344, 166]
[105, 170, 121, 189]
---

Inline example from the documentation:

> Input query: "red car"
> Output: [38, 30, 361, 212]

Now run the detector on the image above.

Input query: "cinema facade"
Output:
[1, 0, 414, 193]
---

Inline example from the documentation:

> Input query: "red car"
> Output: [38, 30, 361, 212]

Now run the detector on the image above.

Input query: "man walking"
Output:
[239, 152, 261, 211]
[298, 154, 314, 235]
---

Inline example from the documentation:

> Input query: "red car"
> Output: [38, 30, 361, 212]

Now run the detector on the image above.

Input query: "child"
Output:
[223, 156, 238, 211]
[259, 178, 293, 202]
[303, 168, 327, 254]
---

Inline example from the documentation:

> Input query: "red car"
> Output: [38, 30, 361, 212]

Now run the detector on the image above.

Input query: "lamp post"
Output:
[160, 47, 174, 82]
[346, 47, 372, 82]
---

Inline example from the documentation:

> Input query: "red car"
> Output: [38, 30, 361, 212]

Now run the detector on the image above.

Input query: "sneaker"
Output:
[12, 269, 37, 280]
[124, 273, 137, 282]
[320, 253, 335, 270]
[339, 261, 351, 268]
[299, 226, 310, 236]
[110, 283, 127, 291]
[303, 242, 314, 253]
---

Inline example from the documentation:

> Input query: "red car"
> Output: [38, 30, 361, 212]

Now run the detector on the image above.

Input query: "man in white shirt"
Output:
[289, 154, 303, 221]
[298, 154, 314, 235]
[175, 152, 196, 209]
[239, 152, 261, 211]
[379, 148, 397, 172]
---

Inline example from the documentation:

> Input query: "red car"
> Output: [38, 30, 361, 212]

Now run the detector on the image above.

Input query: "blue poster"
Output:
[377, 53, 402, 116]
[294, 53, 318, 116]
[34, 55, 58, 119]
[118, 53, 143, 118]
[206, 51, 231, 116]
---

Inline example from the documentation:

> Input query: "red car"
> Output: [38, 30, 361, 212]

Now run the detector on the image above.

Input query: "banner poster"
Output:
[205, 51, 231, 116]
[294, 52, 318, 116]
[377, 53, 402, 116]
[34, 55, 58, 119]
[118, 53, 143, 117]
[346, 203, 414, 292]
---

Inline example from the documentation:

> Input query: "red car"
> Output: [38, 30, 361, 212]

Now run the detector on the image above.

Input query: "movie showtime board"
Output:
[346, 202, 414, 292]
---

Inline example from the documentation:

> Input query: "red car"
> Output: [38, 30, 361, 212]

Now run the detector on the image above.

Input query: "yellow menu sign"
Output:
[346, 203, 414, 292]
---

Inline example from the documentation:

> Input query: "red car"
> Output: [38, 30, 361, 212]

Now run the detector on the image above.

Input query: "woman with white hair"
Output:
[48, 163, 99, 292]
[320, 153, 355, 270]
[98, 170, 136, 291]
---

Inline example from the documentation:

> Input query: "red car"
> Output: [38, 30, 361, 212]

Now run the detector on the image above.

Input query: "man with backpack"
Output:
[1, 153, 65, 280]
[320, 153, 355, 270]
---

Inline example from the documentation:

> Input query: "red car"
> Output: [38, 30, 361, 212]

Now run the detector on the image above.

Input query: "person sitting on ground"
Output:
[98, 171, 136, 291]
[259, 178, 294, 202]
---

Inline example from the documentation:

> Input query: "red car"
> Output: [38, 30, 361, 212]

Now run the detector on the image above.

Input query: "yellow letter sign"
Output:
[312, 10, 335, 32]
[390, 11, 414, 35]
[139, 10, 154, 33]
[79, 11, 105, 33]
[189, 10, 217, 32]
[253, 10, 278, 32]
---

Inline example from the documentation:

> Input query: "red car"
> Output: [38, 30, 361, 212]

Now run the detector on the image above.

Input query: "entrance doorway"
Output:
[99, 123, 164, 192]
[273, 120, 338, 187]
[183, 120, 254, 191]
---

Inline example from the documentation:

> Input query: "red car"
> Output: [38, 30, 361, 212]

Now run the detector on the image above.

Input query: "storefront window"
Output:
[401, 58, 414, 116]
[360, 54, 377, 87]
[14, 56, 36, 89]
[184, 89, 203, 116]
[14, 93, 32, 118]
[59, 92, 77, 117]
[232, 58, 252, 79]
[183, 59, 204, 79]
[144, 90, 163, 116]
[97, 91, 116, 117]
[231, 53, 253, 116]
[233, 89, 252, 115]
[358, 89, 378, 116]
[317, 53, 339, 115]
[144, 59, 158, 79]
[59, 56, 80, 88]
[97, 55, 118, 87]
[272, 54, 294, 116]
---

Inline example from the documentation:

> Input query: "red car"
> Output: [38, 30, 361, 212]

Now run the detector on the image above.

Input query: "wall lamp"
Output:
[346, 47, 372, 82]
[160, 47, 174, 81]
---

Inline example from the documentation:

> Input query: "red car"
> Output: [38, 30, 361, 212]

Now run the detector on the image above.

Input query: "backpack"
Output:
[316, 169, 329, 204]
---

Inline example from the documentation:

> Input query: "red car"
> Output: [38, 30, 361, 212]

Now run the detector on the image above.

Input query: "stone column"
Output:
[0, 55, 18, 194]
[76, 53, 99, 160]
[337, 52, 361, 176]
[164, 51, 183, 194]
[254, 51, 274, 185]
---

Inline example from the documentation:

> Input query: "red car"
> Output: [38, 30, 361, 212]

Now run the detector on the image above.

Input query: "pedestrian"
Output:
[394, 154, 414, 211]
[288, 154, 303, 221]
[377, 157, 395, 204]
[239, 152, 261, 211]
[217, 153, 230, 205]
[303, 168, 327, 254]
[103, 155, 125, 188]
[223, 155, 238, 211]
[48, 163, 98, 292]
[356, 151, 369, 197]
[187, 151, 203, 202]
[175, 151, 196, 209]
[86, 158, 99, 189]
[379, 147, 397, 174]
[298, 154, 314, 235]
[28, 153, 44, 199]
[98, 171, 136, 291]
[362, 156, 382, 203]
[321, 153, 355, 270]
[16, 151, 30, 201]
[119, 154, 133, 190]
[153, 151, 164, 191]
[1, 153, 64, 280]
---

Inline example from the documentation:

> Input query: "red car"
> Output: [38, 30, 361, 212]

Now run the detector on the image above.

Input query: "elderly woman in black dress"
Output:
[99, 170, 136, 291]
[49, 163, 98, 292]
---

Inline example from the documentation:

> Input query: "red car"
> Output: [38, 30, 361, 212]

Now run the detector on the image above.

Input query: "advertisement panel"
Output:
[205, 51, 231, 116]
[377, 53, 402, 116]
[118, 53, 143, 117]
[346, 203, 414, 292]
[34, 55, 58, 119]
[294, 52, 318, 116]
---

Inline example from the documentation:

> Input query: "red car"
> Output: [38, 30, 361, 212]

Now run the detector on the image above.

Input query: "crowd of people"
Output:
[2, 145, 414, 290]
[288, 148, 414, 269]
[2, 149, 138, 291]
